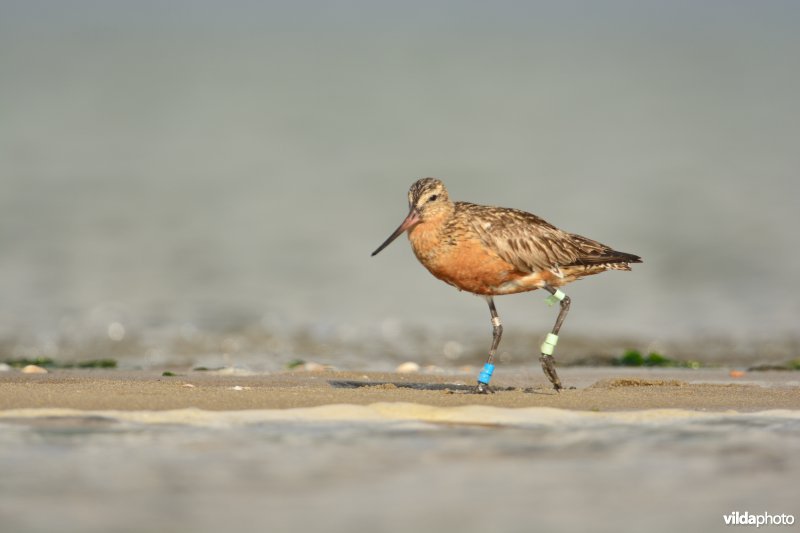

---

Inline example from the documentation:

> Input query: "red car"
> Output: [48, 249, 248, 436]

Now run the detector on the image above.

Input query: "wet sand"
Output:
[1, 367, 798, 412]
[2, 367, 799, 533]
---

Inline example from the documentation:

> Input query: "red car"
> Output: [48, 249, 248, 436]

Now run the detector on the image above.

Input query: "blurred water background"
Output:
[2, 0, 799, 370]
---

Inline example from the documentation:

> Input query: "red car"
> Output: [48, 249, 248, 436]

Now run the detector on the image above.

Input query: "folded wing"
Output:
[462, 202, 641, 274]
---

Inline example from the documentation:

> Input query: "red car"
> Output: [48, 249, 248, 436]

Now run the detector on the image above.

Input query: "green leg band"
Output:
[541, 333, 558, 355]
[545, 289, 566, 307]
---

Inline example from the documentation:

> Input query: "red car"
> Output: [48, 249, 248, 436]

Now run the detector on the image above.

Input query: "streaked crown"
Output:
[408, 177, 449, 210]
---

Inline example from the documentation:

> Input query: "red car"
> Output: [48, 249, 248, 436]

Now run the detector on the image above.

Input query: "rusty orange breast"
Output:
[407, 220, 535, 295]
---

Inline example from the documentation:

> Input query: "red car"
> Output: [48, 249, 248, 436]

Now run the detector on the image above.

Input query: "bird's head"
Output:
[371, 178, 451, 256]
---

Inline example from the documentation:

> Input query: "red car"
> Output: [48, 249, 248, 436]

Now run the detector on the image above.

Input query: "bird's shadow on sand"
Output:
[328, 380, 559, 395]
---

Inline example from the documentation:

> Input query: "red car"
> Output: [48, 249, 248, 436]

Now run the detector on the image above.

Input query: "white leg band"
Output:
[491, 317, 501, 328]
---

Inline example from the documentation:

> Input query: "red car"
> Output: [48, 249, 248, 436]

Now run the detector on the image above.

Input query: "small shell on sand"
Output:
[729, 370, 746, 378]
[396, 361, 421, 373]
[182, 383, 196, 388]
[21, 365, 48, 374]
[302, 362, 327, 372]
[0, 363, 11, 372]
[229, 385, 252, 391]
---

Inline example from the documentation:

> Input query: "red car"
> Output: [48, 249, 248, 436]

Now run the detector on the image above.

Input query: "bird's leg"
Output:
[475, 297, 503, 394]
[539, 285, 570, 391]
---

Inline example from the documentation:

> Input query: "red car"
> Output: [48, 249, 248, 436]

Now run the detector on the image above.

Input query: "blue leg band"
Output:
[477, 363, 495, 385]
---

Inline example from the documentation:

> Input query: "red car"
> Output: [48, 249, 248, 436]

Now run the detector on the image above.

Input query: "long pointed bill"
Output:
[371, 209, 421, 256]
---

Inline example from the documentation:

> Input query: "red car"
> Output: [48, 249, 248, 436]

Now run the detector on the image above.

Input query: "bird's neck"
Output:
[407, 208, 452, 261]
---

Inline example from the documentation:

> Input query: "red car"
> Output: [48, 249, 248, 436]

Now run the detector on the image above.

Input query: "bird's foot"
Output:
[539, 354, 563, 392]
[474, 382, 495, 394]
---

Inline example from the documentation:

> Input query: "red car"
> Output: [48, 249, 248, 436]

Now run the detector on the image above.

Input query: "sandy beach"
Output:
[2, 367, 799, 533]
[1, 367, 798, 412]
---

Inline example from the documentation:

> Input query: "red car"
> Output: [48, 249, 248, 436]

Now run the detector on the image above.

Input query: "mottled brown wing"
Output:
[460, 202, 636, 274]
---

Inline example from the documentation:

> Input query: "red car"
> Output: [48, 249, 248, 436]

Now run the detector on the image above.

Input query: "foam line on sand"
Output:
[2, 404, 799, 428]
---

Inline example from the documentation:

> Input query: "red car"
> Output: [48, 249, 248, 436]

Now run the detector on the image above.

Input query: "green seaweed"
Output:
[162, 371, 177, 377]
[614, 350, 701, 368]
[3, 357, 56, 368]
[286, 358, 306, 370]
[75, 359, 117, 369]
[2, 357, 118, 369]
[643, 352, 670, 366]
[616, 350, 644, 366]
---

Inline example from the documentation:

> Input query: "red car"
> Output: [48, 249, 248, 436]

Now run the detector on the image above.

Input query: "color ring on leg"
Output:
[545, 289, 566, 306]
[540, 333, 558, 355]
[477, 363, 495, 385]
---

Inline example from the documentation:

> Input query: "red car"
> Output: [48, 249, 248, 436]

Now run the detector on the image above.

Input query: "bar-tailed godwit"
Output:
[372, 178, 641, 392]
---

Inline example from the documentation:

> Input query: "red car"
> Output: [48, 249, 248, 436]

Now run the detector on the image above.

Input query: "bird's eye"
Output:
[428, 194, 438, 203]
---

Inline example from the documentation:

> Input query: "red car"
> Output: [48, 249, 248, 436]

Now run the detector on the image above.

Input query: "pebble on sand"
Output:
[395, 361, 421, 373]
[0, 363, 11, 372]
[21, 364, 48, 374]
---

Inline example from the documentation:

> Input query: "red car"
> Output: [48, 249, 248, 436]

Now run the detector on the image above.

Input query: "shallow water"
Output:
[1, 2, 799, 369]
[1, 407, 798, 533]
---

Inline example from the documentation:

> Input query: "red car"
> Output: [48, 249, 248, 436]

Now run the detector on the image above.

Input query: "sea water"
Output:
[1, 6, 799, 363]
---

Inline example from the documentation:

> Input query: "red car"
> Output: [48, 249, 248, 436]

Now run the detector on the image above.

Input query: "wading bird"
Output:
[371, 178, 641, 393]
